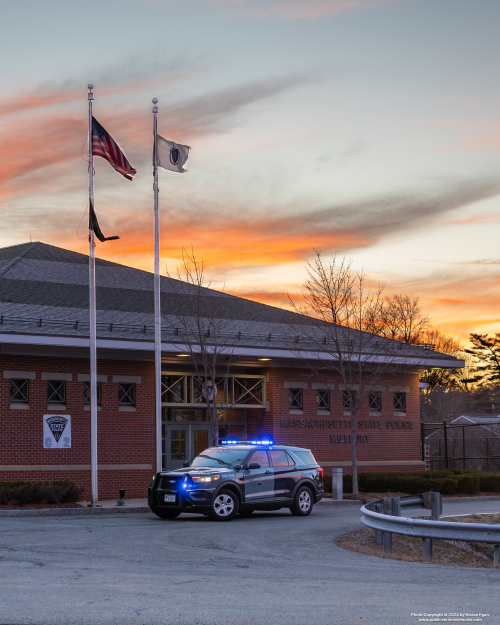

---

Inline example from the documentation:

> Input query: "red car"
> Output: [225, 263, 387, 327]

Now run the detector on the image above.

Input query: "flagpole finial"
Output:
[88, 84, 94, 101]
[152, 98, 158, 113]
[88, 83, 93, 91]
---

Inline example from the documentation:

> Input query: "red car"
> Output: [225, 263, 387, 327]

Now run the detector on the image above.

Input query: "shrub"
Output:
[11, 483, 44, 506]
[479, 473, 500, 492]
[0, 480, 83, 505]
[455, 474, 480, 494]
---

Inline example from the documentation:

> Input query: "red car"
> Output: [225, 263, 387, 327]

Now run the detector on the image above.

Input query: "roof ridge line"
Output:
[0, 242, 39, 279]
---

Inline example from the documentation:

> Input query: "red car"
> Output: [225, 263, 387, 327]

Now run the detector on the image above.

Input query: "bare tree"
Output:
[164, 247, 235, 447]
[375, 294, 431, 344]
[420, 387, 473, 424]
[287, 252, 407, 495]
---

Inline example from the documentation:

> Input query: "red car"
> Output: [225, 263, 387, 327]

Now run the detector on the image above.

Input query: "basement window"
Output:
[316, 389, 329, 410]
[369, 391, 382, 412]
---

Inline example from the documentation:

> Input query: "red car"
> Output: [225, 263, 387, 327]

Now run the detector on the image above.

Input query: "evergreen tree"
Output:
[465, 333, 500, 386]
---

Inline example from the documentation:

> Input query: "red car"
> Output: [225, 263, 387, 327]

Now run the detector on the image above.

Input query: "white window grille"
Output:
[369, 391, 382, 412]
[10, 379, 28, 403]
[342, 390, 356, 410]
[394, 392, 406, 412]
[289, 388, 303, 409]
[84, 381, 101, 405]
[119, 383, 135, 406]
[47, 380, 66, 404]
[316, 389, 329, 410]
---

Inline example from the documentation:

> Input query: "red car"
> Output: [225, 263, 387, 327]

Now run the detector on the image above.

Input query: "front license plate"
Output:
[164, 494, 176, 503]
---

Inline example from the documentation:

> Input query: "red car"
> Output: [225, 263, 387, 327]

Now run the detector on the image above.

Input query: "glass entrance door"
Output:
[163, 424, 212, 470]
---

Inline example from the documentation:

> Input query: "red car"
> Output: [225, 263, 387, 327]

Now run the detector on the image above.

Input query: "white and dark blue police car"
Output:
[148, 440, 324, 521]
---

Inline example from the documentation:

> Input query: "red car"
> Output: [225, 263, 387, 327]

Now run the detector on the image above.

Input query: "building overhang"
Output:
[0, 331, 465, 370]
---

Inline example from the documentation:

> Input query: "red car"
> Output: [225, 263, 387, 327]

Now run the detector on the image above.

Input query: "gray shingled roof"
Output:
[0, 241, 461, 364]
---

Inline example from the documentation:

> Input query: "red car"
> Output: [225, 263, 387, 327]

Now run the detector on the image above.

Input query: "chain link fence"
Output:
[421, 420, 500, 472]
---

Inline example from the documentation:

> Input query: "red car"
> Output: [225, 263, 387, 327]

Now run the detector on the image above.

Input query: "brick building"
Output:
[0, 242, 462, 499]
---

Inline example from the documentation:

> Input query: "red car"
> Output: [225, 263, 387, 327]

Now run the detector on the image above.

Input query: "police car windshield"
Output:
[190, 448, 248, 467]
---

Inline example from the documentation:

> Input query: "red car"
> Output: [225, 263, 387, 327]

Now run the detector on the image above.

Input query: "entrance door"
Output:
[164, 424, 212, 470]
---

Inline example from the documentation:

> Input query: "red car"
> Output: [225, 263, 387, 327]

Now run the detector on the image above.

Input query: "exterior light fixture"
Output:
[176, 354, 190, 357]
[258, 358, 272, 361]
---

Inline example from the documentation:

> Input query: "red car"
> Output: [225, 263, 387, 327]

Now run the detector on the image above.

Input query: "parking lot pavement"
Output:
[0, 501, 498, 625]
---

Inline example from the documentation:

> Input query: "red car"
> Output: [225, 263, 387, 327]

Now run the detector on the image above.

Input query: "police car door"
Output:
[243, 449, 274, 503]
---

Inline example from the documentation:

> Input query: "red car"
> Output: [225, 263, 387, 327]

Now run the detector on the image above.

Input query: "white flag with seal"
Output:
[156, 135, 190, 173]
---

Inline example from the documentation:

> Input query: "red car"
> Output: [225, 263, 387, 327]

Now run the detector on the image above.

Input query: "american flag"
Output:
[92, 117, 137, 180]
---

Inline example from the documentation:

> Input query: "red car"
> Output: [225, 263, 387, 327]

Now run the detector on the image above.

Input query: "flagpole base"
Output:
[87, 503, 102, 508]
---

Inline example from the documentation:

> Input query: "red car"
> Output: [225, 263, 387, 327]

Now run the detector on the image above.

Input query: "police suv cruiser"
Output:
[148, 440, 324, 521]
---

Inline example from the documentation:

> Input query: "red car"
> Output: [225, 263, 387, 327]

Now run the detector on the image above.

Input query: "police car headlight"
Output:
[191, 475, 220, 483]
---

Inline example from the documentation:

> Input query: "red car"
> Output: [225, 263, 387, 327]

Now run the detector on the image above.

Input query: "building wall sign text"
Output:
[280, 418, 413, 430]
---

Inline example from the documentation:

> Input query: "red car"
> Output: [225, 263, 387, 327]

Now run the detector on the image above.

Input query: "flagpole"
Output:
[88, 84, 99, 506]
[152, 98, 162, 474]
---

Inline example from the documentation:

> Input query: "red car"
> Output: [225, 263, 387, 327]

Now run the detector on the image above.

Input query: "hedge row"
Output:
[0, 480, 84, 505]
[322, 469, 500, 496]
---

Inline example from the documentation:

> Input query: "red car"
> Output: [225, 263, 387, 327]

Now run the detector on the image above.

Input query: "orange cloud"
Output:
[202, 0, 392, 20]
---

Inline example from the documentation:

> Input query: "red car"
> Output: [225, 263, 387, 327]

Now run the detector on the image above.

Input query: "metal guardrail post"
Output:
[383, 497, 393, 553]
[422, 537, 433, 560]
[375, 503, 383, 544]
[392, 496, 401, 518]
[431, 492, 441, 521]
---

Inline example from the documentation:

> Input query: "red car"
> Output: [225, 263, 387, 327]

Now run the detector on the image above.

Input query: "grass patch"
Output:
[336, 514, 500, 568]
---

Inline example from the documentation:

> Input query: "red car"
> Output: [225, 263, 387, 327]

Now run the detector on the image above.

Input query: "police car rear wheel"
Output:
[152, 508, 182, 519]
[290, 486, 313, 516]
[210, 489, 239, 521]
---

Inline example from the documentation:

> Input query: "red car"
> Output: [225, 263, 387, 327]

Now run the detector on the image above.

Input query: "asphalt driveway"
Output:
[0, 501, 498, 625]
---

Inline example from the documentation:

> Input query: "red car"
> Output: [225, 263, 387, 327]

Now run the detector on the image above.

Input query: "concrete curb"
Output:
[0, 506, 151, 518]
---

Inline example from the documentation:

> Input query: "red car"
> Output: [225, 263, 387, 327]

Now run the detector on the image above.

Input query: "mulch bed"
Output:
[0, 502, 82, 510]
[336, 513, 500, 568]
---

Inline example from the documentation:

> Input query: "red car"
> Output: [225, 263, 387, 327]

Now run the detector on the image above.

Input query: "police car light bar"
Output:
[220, 439, 274, 446]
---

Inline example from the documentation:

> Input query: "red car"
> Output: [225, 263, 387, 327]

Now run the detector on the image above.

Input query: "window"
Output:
[47, 380, 66, 404]
[10, 379, 28, 403]
[291, 450, 317, 466]
[119, 383, 135, 406]
[270, 449, 291, 467]
[369, 391, 382, 412]
[84, 382, 101, 405]
[249, 450, 270, 468]
[394, 392, 406, 412]
[316, 389, 329, 410]
[289, 388, 303, 409]
[342, 390, 356, 410]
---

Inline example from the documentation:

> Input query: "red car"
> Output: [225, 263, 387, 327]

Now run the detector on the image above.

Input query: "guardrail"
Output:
[360, 492, 500, 565]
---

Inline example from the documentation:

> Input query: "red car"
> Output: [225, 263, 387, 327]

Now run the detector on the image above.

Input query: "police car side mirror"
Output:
[182, 462, 189, 467]
[248, 462, 261, 470]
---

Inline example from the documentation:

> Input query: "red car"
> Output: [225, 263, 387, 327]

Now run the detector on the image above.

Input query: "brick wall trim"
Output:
[312, 382, 335, 390]
[0, 464, 153, 471]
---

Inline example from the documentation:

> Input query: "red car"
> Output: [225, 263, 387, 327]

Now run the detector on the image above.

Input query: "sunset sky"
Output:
[1, 0, 499, 345]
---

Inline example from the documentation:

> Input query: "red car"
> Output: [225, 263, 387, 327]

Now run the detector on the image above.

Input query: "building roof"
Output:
[0, 241, 463, 367]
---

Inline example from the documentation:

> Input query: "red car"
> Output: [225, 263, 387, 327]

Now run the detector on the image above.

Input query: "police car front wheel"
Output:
[290, 486, 313, 516]
[210, 489, 239, 521]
